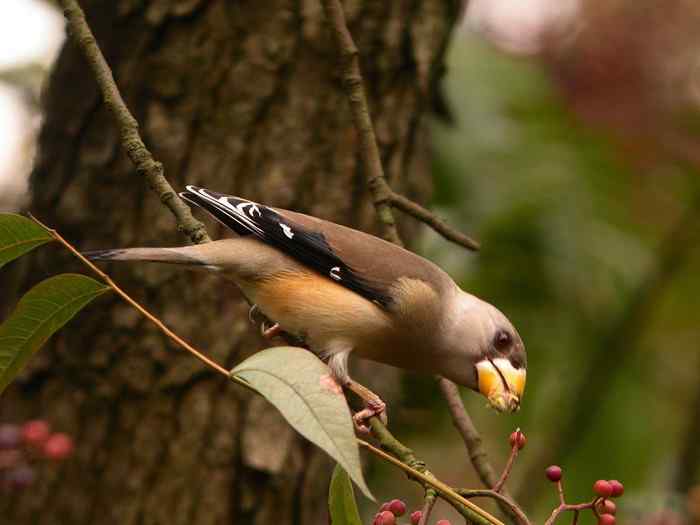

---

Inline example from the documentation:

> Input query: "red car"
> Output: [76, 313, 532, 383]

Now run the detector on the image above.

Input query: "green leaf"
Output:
[231, 347, 373, 500]
[0, 214, 52, 269]
[0, 274, 110, 393]
[329, 464, 363, 525]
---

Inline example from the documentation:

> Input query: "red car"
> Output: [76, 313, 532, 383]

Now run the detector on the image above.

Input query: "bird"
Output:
[86, 185, 526, 430]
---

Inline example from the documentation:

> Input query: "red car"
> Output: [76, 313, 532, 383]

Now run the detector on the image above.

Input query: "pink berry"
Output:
[388, 499, 406, 517]
[596, 499, 617, 515]
[410, 510, 422, 525]
[21, 420, 50, 448]
[509, 430, 526, 450]
[375, 510, 396, 525]
[608, 480, 624, 497]
[598, 514, 616, 525]
[436, 520, 452, 525]
[545, 465, 562, 482]
[43, 433, 74, 461]
[379, 502, 391, 512]
[593, 480, 613, 498]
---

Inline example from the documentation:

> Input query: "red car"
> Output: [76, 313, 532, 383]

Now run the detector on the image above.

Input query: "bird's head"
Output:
[441, 291, 526, 413]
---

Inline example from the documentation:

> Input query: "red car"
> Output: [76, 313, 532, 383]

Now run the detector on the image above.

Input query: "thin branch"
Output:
[439, 377, 520, 523]
[457, 490, 530, 525]
[359, 440, 502, 525]
[319, 0, 402, 246]
[58, 0, 210, 245]
[389, 192, 480, 250]
[30, 215, 239, 387]
[417, 488, 438, 525]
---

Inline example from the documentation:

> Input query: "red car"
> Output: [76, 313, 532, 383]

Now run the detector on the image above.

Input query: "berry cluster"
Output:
[371, 498, 451, 525]
[0, 420, 74, 490]
[544, 464, 624, 525]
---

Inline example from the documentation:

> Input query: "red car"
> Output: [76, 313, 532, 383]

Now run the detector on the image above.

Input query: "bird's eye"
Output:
[493, 330, 512, 351]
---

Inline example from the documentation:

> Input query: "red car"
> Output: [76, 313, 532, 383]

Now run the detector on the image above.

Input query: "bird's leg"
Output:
[345, 379, 388, 433]
[248, 304, 282, 339]
[260, 321, 282, 339]
[326, 351, 388, 434]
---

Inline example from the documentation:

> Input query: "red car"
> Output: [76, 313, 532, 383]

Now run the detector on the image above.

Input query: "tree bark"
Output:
[0, 1, 459, 523]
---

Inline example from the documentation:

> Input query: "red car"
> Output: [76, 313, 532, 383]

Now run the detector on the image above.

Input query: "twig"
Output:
[417, 488, 438, 525]
[457, 490, 530, 525]
[439, 377, 521, 524]
[58, 0, 210, 245]
[29, 215, 240, 388]
[358, 440, 502, 525]
[388, 192, 480, 250]
[319, 0, 402, 246]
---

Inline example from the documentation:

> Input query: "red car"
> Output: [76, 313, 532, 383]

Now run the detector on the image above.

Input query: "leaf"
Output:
[0, 214, 53, 269]
[329, 464, 363, 525]
[231, 346, 373, 500]
[0, 274, 110, 393]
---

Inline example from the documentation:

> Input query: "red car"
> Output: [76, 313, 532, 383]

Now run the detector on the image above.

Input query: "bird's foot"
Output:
[260, 322, 282, 339]
[352, 398, 388, 435]
[248, 304, 261, 325]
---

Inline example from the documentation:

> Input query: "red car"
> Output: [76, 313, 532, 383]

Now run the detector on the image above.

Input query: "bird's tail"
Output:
[83, 247, 207, 266]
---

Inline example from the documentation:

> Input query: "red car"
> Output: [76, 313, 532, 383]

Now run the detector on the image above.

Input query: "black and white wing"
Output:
[180, 186, 394, 307]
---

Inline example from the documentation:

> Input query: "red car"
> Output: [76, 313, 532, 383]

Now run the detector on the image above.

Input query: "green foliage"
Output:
[0, 274, 109, 393]
[329, 464, 363, 525]
[231, 346, 373, 500]
[0, 214, 53, 269]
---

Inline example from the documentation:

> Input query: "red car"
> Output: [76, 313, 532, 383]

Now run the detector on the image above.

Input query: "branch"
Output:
[439, 378, 521, 523]
[417, 488, 438, 525]
[389, 192, 480, 250]
[458, 490, 530, 525]
[58, 0, 210, 245]
[319, 0, 402, 246]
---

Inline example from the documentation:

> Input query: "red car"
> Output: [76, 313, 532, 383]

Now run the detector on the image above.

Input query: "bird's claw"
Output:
[261, 322, 282, 339]
[352, 398, 388, 435]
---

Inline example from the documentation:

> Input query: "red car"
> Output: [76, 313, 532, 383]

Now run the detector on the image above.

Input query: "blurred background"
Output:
[1, 1, 698, 524]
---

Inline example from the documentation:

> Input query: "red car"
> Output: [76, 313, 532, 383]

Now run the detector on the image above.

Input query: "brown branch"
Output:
[58, 0, 210, 245]
[319, 0, 402, 246]
[439, 377, 521, 524]
[458, 490, 530, 525]
[417, 488, 438, 525]
[389, 192, 480, 250]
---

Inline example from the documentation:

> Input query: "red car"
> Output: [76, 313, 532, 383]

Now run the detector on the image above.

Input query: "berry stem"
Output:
[417, 488, 437, 525]
[493, 442, 520, 493]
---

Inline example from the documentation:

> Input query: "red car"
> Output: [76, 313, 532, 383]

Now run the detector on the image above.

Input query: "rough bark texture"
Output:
[0, 1, 459, 523]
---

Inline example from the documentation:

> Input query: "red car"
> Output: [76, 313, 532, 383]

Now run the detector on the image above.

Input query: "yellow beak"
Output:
[475, 358, 526, 413]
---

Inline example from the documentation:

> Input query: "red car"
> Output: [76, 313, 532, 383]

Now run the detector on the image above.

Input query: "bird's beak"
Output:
[475, 358, 526, 413]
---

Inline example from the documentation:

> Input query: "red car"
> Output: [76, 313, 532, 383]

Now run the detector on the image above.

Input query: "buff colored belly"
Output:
[245, 271, 392, 349]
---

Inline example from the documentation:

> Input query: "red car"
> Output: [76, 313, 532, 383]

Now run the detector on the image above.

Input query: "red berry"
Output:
[410, 510, 422, 525]
[545, 465, 562, 482]
[608, 480, 624, 497]
[509, 430, 526, 450]
[21, 420, 51, 448]
[0, 425, 21, 450]
[388, 499, 406, 517]
[436, 520, 452, 525]
[43, 433, 74, 461]
[375, 510, 396, 525]
[596, 499, 617, 515]
[379, 502, 391, 512]
[598, 514, 616, 525]
[593, 480, 613, 498]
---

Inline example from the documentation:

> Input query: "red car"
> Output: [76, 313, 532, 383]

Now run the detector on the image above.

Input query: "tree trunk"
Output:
[1, 1, 459, 523]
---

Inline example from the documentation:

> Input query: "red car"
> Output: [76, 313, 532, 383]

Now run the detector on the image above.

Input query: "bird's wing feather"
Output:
[180, 186, 454, 309]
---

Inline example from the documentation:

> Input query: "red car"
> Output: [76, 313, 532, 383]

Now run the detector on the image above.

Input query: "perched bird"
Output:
[87, 186, 526, 428]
